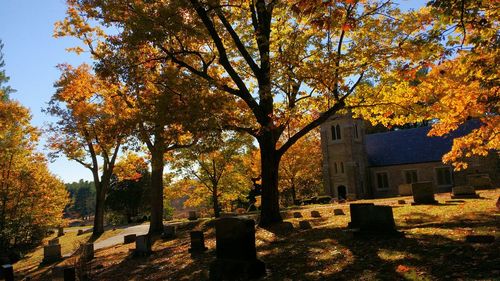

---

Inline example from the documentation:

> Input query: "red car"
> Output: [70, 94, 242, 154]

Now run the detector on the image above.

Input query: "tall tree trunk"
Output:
[291, 180, 297, 205]
[149, 150, 165, 234]
[212, 184, 220, 218]
[258, 137, 282, 226]
[93, 184, 106, 237]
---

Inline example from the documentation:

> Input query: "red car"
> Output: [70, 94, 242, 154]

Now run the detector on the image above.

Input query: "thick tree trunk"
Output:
[149, 151, 165, 234]
[258, 138, 283, 226]
[291, 181, 297, 205]
[212, 185, 220, 218]
[93, 185, 106, 237]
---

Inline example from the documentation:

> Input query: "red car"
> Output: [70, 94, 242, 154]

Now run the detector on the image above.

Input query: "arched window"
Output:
[340, 162, 344, 173]
[336, 124, 341, 140]
[354, 124, 359, 139]
[334, 162, 338, 174]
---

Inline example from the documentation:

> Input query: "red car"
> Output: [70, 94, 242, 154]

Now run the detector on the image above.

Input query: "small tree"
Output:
[46, 64, 131, 236]
[172, 132, 254, 217]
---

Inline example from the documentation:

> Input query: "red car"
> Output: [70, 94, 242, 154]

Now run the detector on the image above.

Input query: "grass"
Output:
[15, 189, 499, 280]
[13, 226, 124, 280]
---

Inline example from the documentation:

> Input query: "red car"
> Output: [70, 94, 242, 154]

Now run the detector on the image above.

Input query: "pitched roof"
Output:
[365, 120, 479, 167]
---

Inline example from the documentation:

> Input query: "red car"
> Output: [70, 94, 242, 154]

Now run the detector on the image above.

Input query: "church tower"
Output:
[320, 114, 369, 200]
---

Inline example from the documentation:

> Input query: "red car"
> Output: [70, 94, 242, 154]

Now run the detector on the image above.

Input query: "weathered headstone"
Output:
[348, 204, 401, 237]
[124, 234, 136, 244]
[57, 227, 64, 237]
[1, 264, 14, 281]
[293, 212, 302, 218]
[49, 238, 60, 245]
[451, 186, 479, 199]
[209, 217, 266, 280]
[398, 184, 412, 196]
[63, 267, 76, 281]
[311, 210, 321, 218]
[411, 182, 437, 205]
[162, 225, 176, 240]
[348, 203, 375, 229]
[82, 243, 94, 261]
[398, 200, 406, 205]
[134, 234, 152, 256]
[299, 220, 312, 230]
[42, 244, 62, 264]
[188, 211, 198, 221]
[77, 229, 84, 236]
[333, 208, 345, 215]
[188, 231, 208, 256]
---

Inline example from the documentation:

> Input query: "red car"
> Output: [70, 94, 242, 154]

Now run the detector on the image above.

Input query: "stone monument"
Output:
[42, 244, 62, 264]
[451, 185, 479, 199]
[188, 231, 208, 256]
[209, 217, 266, 280]
[411, 182, 437, 204]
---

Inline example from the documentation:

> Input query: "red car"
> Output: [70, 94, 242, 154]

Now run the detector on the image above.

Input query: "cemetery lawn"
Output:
[14, 227, 124, 279]
[18, 189, 499, 280]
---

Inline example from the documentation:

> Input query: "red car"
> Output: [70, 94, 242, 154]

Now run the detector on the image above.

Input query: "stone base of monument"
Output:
[209, 258, 266, 281]
[451, 194, 480, 199]
[411, 200, 438, 205]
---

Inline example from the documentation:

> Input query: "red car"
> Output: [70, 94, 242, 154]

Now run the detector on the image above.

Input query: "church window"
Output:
[354, 124, 359, 139]
[340, 162, 344, 173]
[376, 172, 389, 189]
[331, 124, 342, 140]
[404, 170, 418, 184]
[334, 162, 338, 174]
[436, 167, 452, 186]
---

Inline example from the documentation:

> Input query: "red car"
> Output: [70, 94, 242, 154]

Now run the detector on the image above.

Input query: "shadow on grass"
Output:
[87, 209, 499, 281]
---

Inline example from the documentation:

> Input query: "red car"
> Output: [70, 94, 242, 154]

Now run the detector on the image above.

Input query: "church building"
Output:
[320, 115, 498, 200]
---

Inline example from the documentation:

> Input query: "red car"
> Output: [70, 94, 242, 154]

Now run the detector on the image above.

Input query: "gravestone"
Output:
[398, 184, 412, 196]
[82, 243, 94, 261]
[348, 203, 375, 229]
[311, 210, 321, 218]
[162, 225, 176, 240]
[188, 211, 198, 221]
[299, 220, 312, 230]
[134, 235, 152, 256]
[348, 204, 401, 237]
[188, 231, 208, 256]
[63, 267, 76, 281]
[451, 186, 479, 199]
[209, 217, 266, 280]
[293, 212, 302, 218]
[49, 238, 60, 245]
[1, 264, 14, 281]
[398, 200, 406, 204]
[77, 229, 84, 236]
[333, 208, 345, 215]
[124, 234, 136, 244]
[411, 182, 437, 205]
[42, 244, 62, 264]
[57, 227, 64, 237]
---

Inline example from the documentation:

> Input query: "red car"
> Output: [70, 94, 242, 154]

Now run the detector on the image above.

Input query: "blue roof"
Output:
[365, 120, 480, 167]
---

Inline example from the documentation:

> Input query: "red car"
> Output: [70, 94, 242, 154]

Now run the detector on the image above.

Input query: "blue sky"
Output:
[0, 0, 427, 183]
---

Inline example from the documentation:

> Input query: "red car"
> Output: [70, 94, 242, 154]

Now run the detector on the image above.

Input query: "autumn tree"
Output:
[58, 0, 440, 225]
[279, 128, 323, 206]
[66, 180, 96, 220]
[46, 64, 131, 236]
[106, 153, 151, 223]
[172, 132, 254, 217]
[1, 45, 68, 256]
[354, 0, 499, 170]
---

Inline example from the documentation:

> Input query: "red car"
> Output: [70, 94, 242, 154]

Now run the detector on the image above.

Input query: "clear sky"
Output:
[0, 0, 427, 184]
